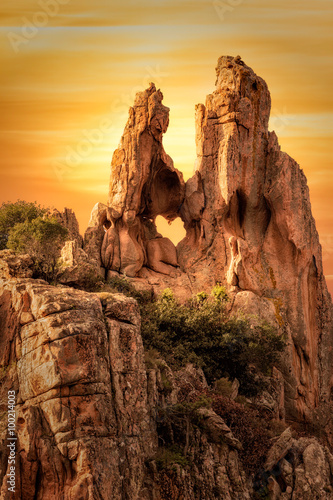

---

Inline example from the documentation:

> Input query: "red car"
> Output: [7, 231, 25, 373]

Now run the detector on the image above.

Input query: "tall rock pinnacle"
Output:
[101, 83, 185, 277]
[179, 55, 333, 421]
[1, 56, 333, 499]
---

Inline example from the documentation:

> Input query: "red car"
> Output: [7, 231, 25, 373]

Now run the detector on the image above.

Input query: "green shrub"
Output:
[155, 394, 213, 461]
[102, 275, 152, 304]
[211, 283, 229, 303]
[140, 287, 285, 396]
[155, 445, 189, 470]
[170, 395, 213, 416]
[7, 216, 68, 282]
[0, 200, 46, 249]
[214, 377, 234, 398]
[70, 270, 106, 292]
[161, 373, 173, 394]
[144, 348, 164, 369]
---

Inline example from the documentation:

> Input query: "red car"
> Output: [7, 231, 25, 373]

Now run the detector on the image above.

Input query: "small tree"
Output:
[0, 200, 46, 249]
[7, 216, 68, 282]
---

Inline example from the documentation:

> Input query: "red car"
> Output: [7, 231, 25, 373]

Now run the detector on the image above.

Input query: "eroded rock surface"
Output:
[0, 257, 155, 499]
[50, 207, 83, 247]
[89, 55, 333, 423]
[1, 56, 333, 499]
[0, 254, 255, 499]
[178, 55, 333, 421]
[97, 83, 185, 278]
[0, 258, 257, 499]
[82, 56, 333, 423]
[1, 253, 333, 499]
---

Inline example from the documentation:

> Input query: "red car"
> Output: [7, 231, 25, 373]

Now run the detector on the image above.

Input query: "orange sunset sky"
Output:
[1, 0, 332, 294]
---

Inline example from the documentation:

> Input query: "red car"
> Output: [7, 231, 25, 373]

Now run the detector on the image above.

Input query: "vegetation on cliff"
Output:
[0, 200, 46, 249]
[140, 286, 285, 396]
[0, 200, 68, 281]
[94, 276, 286, 398]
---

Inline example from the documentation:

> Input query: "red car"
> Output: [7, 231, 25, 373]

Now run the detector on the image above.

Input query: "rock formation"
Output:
[100, 83, 185, 278]
[178, 55, 333, 422]
[49, 207, 83, 247]
[84, 55, 333, 425]
[1, 56, 333, 499]
[1, 251, 333, 499]
[0, 253, 155, 499]
[0, 252, 253, 499]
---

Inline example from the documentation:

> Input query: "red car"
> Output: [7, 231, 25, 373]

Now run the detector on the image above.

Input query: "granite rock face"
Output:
[82, 56, 333, 422]
[0, 255, 155, 499]
[98, 83, 185, 278]
[262, 428, 333, 499]
[1, 56, 333, 498]
[178, 55, 333, 421]
[0, 255, 254, 499]
[1, 252, 333, 499]
[49, 207, 83, 247]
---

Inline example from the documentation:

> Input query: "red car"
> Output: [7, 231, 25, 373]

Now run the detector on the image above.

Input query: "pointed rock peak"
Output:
[98, 81, 185, 277]
[178, 55, 333, 421]
[86, 57, 332, 425]
[212, 55, 271, 132]
[130, 82, 170, 141]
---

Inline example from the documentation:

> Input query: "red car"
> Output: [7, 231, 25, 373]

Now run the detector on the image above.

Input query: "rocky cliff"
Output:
[178, 55, 333, 423]
[0, 253, 254, 499]
[1, 56, 333, 499]
[85, 55, 333, 424]
[1, 253, 333, 499]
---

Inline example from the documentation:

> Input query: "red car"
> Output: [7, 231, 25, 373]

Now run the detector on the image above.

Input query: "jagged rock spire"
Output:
[179, 55, 333, 420]
[100, 83, 185, 277]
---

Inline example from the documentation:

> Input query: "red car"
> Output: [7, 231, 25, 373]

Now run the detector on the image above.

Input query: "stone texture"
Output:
[196, 407, 242, 450]
[1, 55, 333, 499]
[49, 207, 83, 247]
[84, 55, 332, 422]
[265, 427, 294, 471]
[1, 269, 333, 498]
[177, 55, 333, 421]
[83, 202, 109, 274]
[53, 204, 107, 285]
[0, 274, 155, 499]
[0, 268, 255, 500]
[231, 290, 280, 327]
[0, 251, 34, 281]
[98, 83, 185, 277]
[261, 434, 333, 500]
[58, 239, 104, 286]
